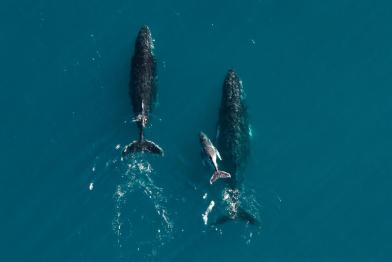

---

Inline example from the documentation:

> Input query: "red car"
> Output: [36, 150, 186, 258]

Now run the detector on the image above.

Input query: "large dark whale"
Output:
[122, 25, 164, 156]
[215, 69, 257, 225]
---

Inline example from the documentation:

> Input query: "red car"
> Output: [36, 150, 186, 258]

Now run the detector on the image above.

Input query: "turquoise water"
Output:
[1, 0, 392, 261]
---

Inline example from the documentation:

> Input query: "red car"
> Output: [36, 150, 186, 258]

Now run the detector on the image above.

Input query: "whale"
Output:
[122, 25, 164, 156]
[217, 69, 250, 179]
[199, 132, 231, 184]
[214, 69, 257, 225]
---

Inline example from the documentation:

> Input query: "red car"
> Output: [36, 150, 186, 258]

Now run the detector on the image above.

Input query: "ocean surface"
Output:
[1, 0, 391, 261]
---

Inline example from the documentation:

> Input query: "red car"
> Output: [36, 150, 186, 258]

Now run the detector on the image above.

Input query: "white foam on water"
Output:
[111, 155, 174, 253]
[202, 200, 215, 225]
[223, 191, 230, 201]
[112, 184, 126, 248]
[87, 143, 175, 259]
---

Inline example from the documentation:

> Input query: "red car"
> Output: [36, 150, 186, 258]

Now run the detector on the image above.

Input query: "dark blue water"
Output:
[1, 0, 392, 261]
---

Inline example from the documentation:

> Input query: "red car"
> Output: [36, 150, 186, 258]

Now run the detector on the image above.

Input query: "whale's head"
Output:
[199, 132, 208, 145]
[135, 25, 154, 52]
[222, 69, 244, 104]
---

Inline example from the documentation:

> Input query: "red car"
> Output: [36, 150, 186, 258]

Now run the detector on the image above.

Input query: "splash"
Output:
[222, 188, 241, 217]
[112, 155, 173, 253]
[202, 200, 215, 225]
[218, 187, 262, 242]
[86, 142, 173, 259]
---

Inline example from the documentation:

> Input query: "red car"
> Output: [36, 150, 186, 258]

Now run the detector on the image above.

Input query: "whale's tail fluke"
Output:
[210, 170, 231, 184]
[214, 207, 259, 225]
[122, 139, 164, 156]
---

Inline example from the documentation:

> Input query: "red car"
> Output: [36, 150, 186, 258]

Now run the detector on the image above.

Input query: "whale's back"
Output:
[130, 26, 157, 115]
[217, 70, 250, 181]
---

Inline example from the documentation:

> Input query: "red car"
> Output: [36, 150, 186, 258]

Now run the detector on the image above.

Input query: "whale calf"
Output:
[199, 132, 231, 184]
[122, 25, 164, 156]
[215, 69, 257, 225]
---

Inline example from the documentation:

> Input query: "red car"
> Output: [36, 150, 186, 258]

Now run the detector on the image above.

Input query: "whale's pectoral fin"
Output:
[122, 140, 164, 156]
[215, 148, 222, 161]
[210, 170, 231, 184]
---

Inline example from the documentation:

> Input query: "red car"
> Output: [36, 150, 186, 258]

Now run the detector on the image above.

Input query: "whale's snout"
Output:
[139, 25, 151, 36]
[135, 25, 153, 51]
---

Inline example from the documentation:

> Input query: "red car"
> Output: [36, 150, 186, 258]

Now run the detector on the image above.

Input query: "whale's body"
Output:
[199, 132, 231, 184]
[130, 25, 157, 120]
[122, 26, 163, 156]
[214, 70, 256, 225]
[217, 69, 250, 187]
